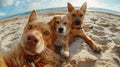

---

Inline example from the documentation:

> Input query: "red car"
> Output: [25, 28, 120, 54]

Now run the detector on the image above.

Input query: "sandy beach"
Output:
[0, 10, 120, 67]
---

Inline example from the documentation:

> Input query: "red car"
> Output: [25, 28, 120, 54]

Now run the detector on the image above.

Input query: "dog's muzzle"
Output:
[26, 33, 39, 46]
[74, 18, 81, 25]
[58, 27, 64, 33]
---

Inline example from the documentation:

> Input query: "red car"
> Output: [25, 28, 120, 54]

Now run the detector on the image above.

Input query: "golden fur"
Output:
[0, 10, 59, 67]
[67, 2, 101, 53]
[48, 16, 71, 57]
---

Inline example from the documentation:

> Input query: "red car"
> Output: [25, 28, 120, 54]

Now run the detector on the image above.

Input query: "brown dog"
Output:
[0, 10, 59, 67]
[67, 2, 101, 53]
[22, 10, 59, 67]
[48, 16, 71, 57]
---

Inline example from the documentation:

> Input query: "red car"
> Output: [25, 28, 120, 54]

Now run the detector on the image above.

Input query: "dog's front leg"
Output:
[71, 29, 101, 53]
[61, 35, 70, 57]
[79, 30, 101, 53]
[61, 43, 69, 57]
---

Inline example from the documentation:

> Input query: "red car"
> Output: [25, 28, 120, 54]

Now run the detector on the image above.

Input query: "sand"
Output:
[0, 11, 120, 67]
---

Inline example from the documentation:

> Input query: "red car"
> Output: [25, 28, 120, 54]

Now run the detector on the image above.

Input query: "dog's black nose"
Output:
[58, 27, 63, 33]
[74, 18, 81, 25]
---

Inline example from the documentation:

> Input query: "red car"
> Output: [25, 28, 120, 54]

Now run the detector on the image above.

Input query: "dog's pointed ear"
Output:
[80, 2, 87, 13]
[28, 10, 39, 22]
[48, 16, 56, 29]
[67, 2, 74, 12]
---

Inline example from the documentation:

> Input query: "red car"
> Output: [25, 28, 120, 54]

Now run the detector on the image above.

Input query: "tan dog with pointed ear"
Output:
[48, 15, 71, 57]
[0, 10, 59, 67]
[21, 10, 60, 67]
[67, 2, 101, 53]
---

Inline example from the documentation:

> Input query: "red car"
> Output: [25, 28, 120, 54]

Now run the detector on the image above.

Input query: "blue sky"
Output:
[0, 0, 120, 17]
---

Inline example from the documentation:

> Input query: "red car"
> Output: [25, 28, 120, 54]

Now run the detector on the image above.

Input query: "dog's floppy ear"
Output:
[48, 16, 56, 30]
[67, 2, 74, 12]
[80, 2, 87, 13]
[28, 10, 39, 22]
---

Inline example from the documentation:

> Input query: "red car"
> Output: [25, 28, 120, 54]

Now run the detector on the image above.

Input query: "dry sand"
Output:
[0, 11, 120, 67]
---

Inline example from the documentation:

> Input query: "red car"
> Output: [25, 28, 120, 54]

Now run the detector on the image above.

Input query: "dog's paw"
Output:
[64, 51, 70, 57]
[61, 50, 69, 57]
[70, 59, 78, 65]
[93, 45, 102, 53]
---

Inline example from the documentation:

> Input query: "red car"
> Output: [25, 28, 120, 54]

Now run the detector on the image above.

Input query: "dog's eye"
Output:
[55, 21, 59, 24]
[28, 25, 33, 29]
[72, 14, 76, 17]
[44, 31, 50, 36]
[64, 22, 67, 25]
[79, 14, 83, 17]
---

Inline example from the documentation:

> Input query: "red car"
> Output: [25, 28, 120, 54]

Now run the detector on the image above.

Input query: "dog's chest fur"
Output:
[54, 35, 65, 46]
[26, 48, 59, 67]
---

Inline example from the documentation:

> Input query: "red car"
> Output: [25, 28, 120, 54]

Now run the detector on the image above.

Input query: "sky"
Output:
[0, 0, 120, 17]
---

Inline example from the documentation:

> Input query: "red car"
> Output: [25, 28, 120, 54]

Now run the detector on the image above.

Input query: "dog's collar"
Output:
[20, 44, 40, 67]
[25, 54, 40, 67]
[26, 54, 40, 62]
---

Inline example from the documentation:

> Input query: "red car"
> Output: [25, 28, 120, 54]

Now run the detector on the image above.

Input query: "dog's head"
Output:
[48, 16, 71, 35]
[21, 10, 53, 55]
[67, 2, 87, 28]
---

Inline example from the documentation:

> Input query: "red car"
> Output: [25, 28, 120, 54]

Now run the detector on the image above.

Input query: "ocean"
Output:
[0, 7, 120, 20]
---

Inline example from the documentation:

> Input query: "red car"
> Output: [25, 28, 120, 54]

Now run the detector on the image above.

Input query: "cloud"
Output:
[20, 0, 83, 10]
[0, 12, 6, 16]
[21, 0, 43, 10]
[69, 0, 120, 12]
[25, 2, 41, 10]
[114, 4, 120, 12]
[45, 0, 68, 8]
[14, 1, 20, 6]
[0, 0, 14, 7]
[21, 0, 67, 10]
